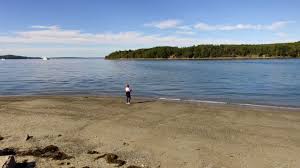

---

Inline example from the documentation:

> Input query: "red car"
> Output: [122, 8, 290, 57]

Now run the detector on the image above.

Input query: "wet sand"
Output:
[0, 96, 300, 168]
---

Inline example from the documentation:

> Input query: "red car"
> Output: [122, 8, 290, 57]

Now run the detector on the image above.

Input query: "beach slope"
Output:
[0, 96, 299, 168]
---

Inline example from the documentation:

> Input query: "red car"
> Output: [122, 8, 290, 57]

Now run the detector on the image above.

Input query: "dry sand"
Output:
[0, 96, 300, 168]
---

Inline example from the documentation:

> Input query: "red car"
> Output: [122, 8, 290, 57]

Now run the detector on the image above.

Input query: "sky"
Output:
[0, 0, 299, 57]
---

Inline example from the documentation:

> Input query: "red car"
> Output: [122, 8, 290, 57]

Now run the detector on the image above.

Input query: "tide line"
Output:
[158, 97, 300, 110]
[159, 97, 181, 101]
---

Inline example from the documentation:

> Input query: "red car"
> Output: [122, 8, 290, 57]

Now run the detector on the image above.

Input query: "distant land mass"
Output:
[0, 55, 41, 59]
[105, 41, 300, 59]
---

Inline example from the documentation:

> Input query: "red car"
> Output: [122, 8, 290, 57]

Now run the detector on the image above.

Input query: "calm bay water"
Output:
[0, 58, 299, 107]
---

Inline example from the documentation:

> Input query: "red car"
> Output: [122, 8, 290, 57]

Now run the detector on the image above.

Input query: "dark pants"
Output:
[126, 92, 131, 103]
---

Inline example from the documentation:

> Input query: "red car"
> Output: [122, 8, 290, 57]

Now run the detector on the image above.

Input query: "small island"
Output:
[0, 55, 41, 59]
[105, 41, 300, 59]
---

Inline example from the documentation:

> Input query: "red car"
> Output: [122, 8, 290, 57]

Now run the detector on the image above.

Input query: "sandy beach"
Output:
[0, 96, 300, 168]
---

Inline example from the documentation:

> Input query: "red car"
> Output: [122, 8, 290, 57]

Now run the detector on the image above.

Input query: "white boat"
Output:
[1, 58, 5, 61]
[42, 57, 49, 61]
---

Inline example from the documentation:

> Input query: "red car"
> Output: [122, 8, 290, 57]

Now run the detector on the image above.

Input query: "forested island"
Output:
[0, 55, 41, 59]
[105, 41, 300, 59]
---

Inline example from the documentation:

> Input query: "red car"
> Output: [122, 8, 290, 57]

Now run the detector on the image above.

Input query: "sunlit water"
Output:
[0, 58, 299, 107]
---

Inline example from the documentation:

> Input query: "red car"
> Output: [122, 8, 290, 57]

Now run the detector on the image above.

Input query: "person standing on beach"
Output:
[125, 84, 132, 104]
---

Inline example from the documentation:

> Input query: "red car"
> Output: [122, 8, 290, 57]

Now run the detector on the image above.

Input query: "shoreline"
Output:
[1, 94, 299, 110]
[106, 56, 299, 61]
[160, 97, 300, 110]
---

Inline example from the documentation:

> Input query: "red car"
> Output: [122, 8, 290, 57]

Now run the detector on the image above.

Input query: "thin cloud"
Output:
[144, 19, 181, 29]
[194, 21, 295, 31]
[175, 30, 196, 35]
[177, 25, 193, 30]
[31, 25, 59, 29]
[144, 20, 194, 32]
[275, 32, 288, 37]
[0, 25, 204, 46]
[1, 25, 293, 46]
[0, 47, 105, 57]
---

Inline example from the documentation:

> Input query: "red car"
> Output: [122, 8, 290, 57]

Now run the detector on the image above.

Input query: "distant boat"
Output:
[42, 57, 49, 61]
[1, 58, 5, 61]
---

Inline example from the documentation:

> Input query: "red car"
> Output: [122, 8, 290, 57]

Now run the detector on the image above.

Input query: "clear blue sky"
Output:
[0, 0, 299, 57]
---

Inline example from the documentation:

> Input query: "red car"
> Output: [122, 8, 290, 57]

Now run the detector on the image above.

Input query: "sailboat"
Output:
[42, 57, 49, 61]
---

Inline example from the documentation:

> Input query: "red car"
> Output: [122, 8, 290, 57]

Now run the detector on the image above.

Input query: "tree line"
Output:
[105, 42, 300, 59]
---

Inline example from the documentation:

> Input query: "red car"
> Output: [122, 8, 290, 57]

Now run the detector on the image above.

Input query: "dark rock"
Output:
[41, 145, 59, 153]
[82, 167, 90, 168]
[0, 136, 3, 141]
[127, 166, 142, 168]
[114, 160, 126, 167]
[52, 151, 72, 160]
[105, 153, 118, 163]
[17, 145, 73, 160]
[58, 134, 62, 137]
[26, 134, 33, 141]
[87, 150, 99, 154]
[15, 160, 36, 168]
[0, 148, 17, 156]
[94, 153, 126, 167]
[94, 153, 106, 160]
[1, 155, 16, 168]
[58, 162, 64, 165]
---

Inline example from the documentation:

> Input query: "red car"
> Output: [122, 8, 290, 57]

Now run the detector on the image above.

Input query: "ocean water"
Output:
[0, 58, 299, 107]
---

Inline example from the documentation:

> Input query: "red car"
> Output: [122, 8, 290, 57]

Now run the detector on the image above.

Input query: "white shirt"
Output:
[125, 87, 130, 92]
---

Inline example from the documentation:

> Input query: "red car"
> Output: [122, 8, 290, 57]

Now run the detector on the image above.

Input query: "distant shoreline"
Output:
[0, 54, 41, 59]
[108, 56, 299, 60]
[105, 42, 300, 59]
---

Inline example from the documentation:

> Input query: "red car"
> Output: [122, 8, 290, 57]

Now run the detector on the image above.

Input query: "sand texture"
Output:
[0, 96, 300, 168]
